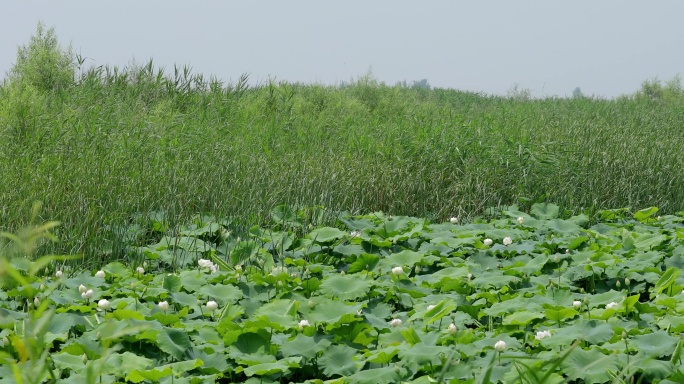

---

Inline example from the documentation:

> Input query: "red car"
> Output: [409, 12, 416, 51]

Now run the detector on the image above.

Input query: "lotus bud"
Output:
[206, 301, 218, 311]
[158, 301, 169, 311]
[97, 299, 110, 310]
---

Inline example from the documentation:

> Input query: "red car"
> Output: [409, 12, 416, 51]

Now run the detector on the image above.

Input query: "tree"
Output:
[572, 87, 584, 99]
[8, 22, 75, 92]
[411, 79, 431, 90]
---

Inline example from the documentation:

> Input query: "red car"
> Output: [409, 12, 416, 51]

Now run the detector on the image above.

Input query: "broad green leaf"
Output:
[126, 367, 173, 383]
[280, 334, 332, 359]
[348, 253, 380, 273]
[398, 342, 451, 367]
[318, 344, 360, 377]
[503, 310, 544, 326]
[308, 227, 347, 243]
[634, 206, 658, 221]
[630, 331, 679, 358]
[156, 327, 192, 360]
[544, 219, 581, 235]
[198, 283, 243, 305]
[51, 353, 86, 373]
[544, 307, 577, 322]
[563, 320, 614, 344]
[531, 203, 559, 219]
[349, 366, 400, 384]
[423, 299, 456, 326]
[400, 327, 421, 345]
[307, 301, 362, 324]
[243, 357, 302, 377]
[634, 232, 667, 250]
[96, 319, 152, 341]
[253, 299, 299, 327]
[229, 331, 271, 354]
[561, 347, 620, 384]
[320, 274, 372, 301]
[387, 250, 424, 267]
[103, 261, 131, 278]
[162, 274, 182, 293]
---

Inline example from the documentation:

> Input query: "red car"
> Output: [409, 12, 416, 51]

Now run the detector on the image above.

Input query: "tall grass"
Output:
[2, 25, 684, 263]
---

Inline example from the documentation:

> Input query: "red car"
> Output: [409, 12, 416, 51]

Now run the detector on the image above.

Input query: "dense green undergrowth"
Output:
[2, 25, 684, 263]
[2, 203, 684, 383]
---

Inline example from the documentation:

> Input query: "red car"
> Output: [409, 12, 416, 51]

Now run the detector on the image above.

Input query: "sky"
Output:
[1, 1, 683, 98]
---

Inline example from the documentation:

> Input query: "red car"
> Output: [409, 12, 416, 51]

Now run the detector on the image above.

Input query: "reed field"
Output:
[1, 26, 684, 262]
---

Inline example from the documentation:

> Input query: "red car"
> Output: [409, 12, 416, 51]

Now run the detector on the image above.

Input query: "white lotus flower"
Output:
[82, 289, 94, 299]
[494, 340, 506, 352]
[298, 319, 310, 330]
[33, 297, 40, 307]
[573, 300, 582, 309]
[136, 267, 145, 274]
[448, 323, 457, 334]
[271, 266, 288, 276]
[535, 330, 552, 340]
[97, 299, 110, 310]
[158, 301, 169, 311]
[95, 270, 105, 278]
[483, 238, 493, 246]
[198, 259, 214, 269]
[467, 273, 473, 280]
[450, 217, 459, 224]
[606, 302, 619, 310]
[503, 237, 513, 246]
[55, 270, 63, 278]
[517, 216, 524, 225]
[427, 305, 436, 311]
[389, 318, 402, 327]
[206, 300, 218, 311]
[78, 284, 87, 294]
[392, 266, 404, 276]
[350, 231, 361, 238]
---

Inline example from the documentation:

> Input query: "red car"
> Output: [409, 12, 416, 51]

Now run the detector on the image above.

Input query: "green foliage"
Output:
[3, 27, 684, 274]
[1, 208, 684, 382]
[7, 22, 75, 92]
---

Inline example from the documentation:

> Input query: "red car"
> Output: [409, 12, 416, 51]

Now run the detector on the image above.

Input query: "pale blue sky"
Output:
[1, 1, 683, 98]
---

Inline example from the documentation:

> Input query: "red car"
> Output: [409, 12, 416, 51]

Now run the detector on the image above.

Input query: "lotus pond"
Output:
[1, 203, 684, 383]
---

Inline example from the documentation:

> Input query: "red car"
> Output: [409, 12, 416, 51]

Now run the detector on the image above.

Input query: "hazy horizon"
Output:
[2, 1, 683, 98]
